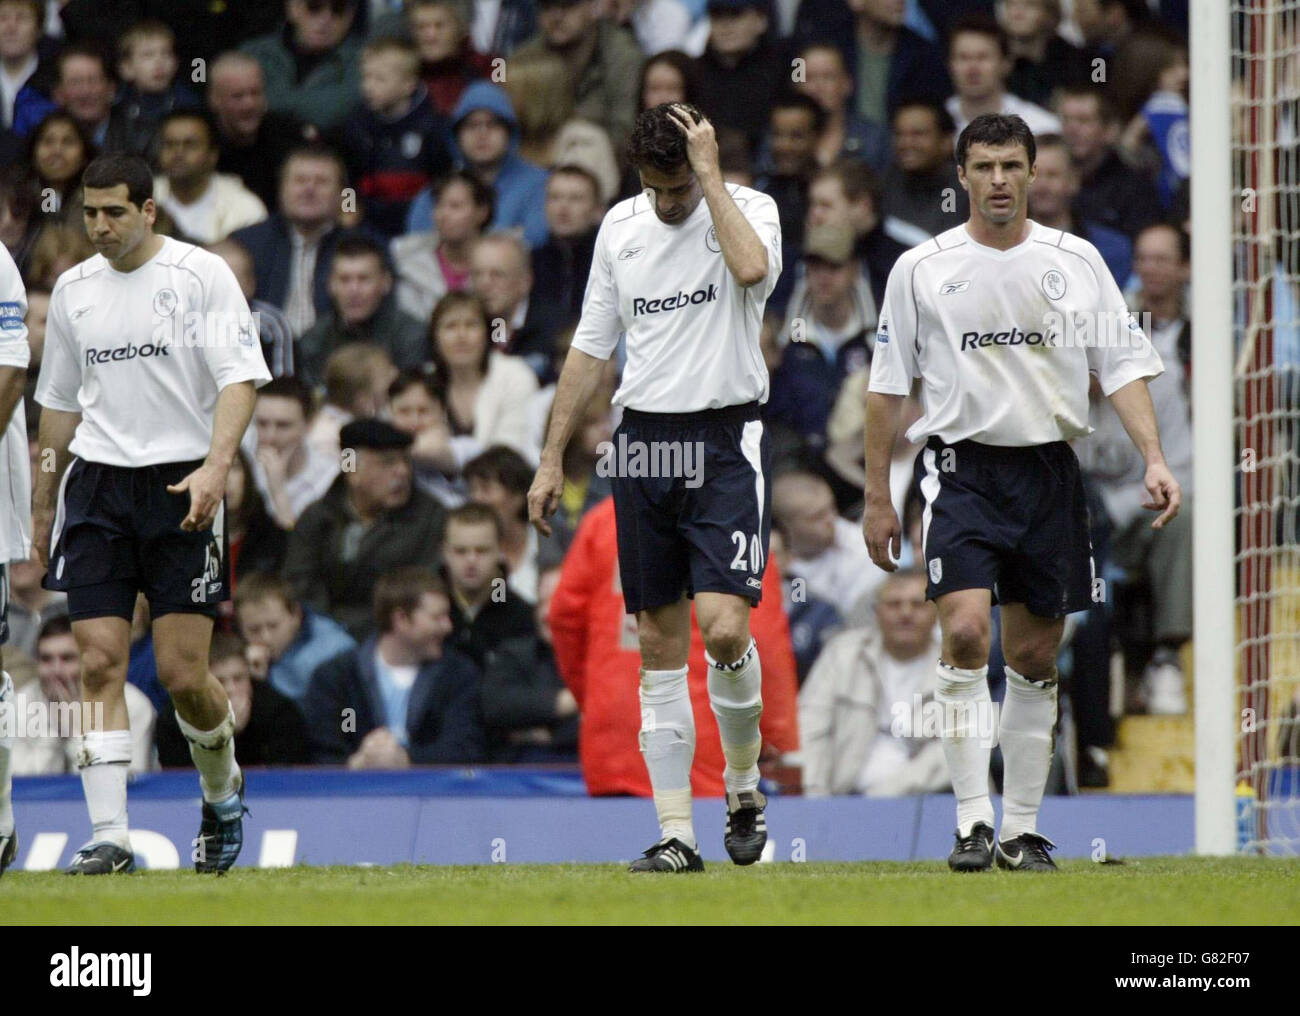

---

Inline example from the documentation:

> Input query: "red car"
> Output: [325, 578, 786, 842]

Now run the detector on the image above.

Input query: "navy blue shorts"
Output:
[43, 457, 228, 621]
[914, 436, 1095, 618]
[610, 402, 771, 615]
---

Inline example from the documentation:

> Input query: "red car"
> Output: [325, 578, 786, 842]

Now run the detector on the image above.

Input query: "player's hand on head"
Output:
[666, 104, 719, 181]
[167, 461, 226, 531]
[527, 459, 564, 537]
[1142, 462, 1182, 529]
[862, 496, 902, 573]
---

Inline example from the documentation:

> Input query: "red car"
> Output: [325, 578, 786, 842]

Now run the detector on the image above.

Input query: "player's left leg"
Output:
[996, 602, 1065, 871]
[696, 592, 767, 865]
[153, 611, 245, 873]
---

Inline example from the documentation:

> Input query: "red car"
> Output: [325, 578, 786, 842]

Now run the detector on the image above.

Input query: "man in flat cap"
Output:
[282, 418, 447, 640]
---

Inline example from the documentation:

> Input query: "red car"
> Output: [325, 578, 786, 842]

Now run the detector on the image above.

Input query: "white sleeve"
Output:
[197, 252, 273, 390]
[746, 191, 783, 299]
[34, 282, 82, 412]
[0, 245, 29, 371]
[569, 216, 623, 360]
[867, 258, 920, 396]
[1083, 245, 1165, 395]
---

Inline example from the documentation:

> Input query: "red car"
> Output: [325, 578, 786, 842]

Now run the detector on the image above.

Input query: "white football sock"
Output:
[999, 665, 1059, 841]
[706, 639, 763, 794]
[936, 661, 995, 837]
[78, 729, 132, 849]
[176, 704, 241, 803]
[0, 672, 14, 837]
[638, 666, 696, 849]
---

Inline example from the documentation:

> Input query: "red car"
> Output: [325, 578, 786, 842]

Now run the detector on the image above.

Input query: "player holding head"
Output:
[0, 240, 32, 877]
[32, 154, 272, 874]
[529, 102, 782, 872]
[864, 113, 1181, 872]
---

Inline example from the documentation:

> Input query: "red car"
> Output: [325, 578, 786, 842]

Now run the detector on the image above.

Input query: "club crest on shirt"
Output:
[401, 131, 423, 159]
[705, 226, 720, 253]
[1041, 270, 1067, 301]
[153, 288, 178, 317]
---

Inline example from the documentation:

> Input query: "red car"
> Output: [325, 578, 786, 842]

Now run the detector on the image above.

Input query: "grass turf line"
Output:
[3, 857, 1299, 924]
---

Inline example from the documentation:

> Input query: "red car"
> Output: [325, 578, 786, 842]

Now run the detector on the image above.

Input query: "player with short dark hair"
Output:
[863, 113, 1179, 872]
[32, 153, 272, 875]
[529, 102, 782, 873]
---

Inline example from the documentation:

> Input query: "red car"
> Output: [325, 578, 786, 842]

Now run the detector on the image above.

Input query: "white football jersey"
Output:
[36, 237, 272, 467]
[570, 183, 782, 412]
[868, 221, 1164, 446]
[0, 243, 31, 563]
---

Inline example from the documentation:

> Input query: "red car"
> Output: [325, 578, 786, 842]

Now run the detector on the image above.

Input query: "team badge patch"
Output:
[929, 557, 943, 584]
[705, 226, 720, 252]
[1041, 270, 1067, 301]
[401, 131, 423, 159]
[153, 288, 178, 316]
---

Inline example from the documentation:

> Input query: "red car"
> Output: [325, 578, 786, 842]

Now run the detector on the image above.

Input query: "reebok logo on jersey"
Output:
[85, 342, 171, 366]
[632, 284, 718, 317]
[940, 281, 970, 295]
[618, 246, 646, 261]
[960, 327, 1057, 351]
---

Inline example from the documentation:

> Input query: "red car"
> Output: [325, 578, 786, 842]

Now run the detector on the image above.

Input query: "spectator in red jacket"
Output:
[549, 497, 799, 797]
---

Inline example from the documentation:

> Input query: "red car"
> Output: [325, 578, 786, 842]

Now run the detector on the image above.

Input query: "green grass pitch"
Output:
[4, 856, 1299, 924]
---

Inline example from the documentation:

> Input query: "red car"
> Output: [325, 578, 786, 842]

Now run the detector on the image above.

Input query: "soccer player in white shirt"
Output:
[528, 103, 782, 873]
[32, 155, 272, 875]
[864, 114, 1181, 872]
[0, 242, 32, 877]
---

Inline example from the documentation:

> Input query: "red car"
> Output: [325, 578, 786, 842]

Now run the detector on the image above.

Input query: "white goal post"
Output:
[1197, 0, 1300, 855]
[1190, 0, 1235, 855]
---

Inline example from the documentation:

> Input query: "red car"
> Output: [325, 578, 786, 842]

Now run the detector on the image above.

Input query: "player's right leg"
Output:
[935, 589, 997, 871]
[627, 597, 703, 873]
[65, 610, 137, 875]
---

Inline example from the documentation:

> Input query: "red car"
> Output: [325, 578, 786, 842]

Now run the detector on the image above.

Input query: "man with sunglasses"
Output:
[239, 0, 363, 133]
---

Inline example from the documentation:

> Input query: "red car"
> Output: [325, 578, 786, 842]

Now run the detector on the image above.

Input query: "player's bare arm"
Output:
[665, 104, 768, 288]
[0, 365, 22, 434]
[1106, 376, 1182, 529]
[31, 407, 81, 566]
[529, 347, 607, 536]
[168, 379, 256, 532]
[863, 390, 904, 571]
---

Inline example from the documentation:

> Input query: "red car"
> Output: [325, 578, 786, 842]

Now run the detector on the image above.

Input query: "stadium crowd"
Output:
[1, 0, 1193, 795]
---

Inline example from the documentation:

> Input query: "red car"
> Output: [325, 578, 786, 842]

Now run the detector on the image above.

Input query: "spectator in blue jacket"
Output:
[403, 81, 549, 249]
[334, 36, 454, 241]
[301, 566, 487, 766]
[239, 0, 363, 133]
[13, 43, 115, 144]
[234, 572, 357, 703]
